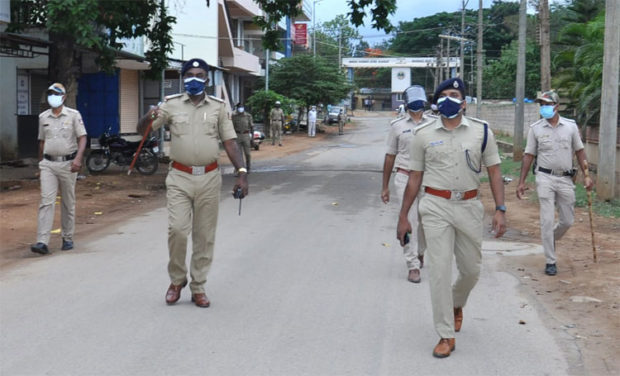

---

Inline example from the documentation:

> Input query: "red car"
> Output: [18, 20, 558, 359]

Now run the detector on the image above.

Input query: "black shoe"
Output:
[61, 239, 74, 251]
[545, 263, 557, 276]
[31, 242, 50, 255]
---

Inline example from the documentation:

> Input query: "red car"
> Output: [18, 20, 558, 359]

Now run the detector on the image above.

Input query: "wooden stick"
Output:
[128, 118, 154, 176]
[583, 161, 597, 263]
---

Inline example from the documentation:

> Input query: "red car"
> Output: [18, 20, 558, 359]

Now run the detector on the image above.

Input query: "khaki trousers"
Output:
[394, 172, 425, 270]
[271, 121, 282, 145]
[165, 167, 221, 294]
[338, 121, 344, 135]
[236, 134, 252, 170]
[37, 159, 77, 245]
[535, 173, 575, 264]
[308, 120, 316, 137]
[418, 194, 483, 339]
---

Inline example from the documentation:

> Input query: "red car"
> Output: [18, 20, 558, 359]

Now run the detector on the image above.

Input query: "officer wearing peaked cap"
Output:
[137, 58, 249, 308]
[396, 77, 506, 358]
[382, 85, 431, 283]
[516, 90, 593, 276]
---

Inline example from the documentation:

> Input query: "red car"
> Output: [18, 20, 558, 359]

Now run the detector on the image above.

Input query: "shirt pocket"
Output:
[60, 122, 73, 139]
[202, 111, 218, 136]
[170, 113, 190, 135]
[426, 142, 452, 168]
[558, 136, 571, 149]
[461, 142, 482, 170]
[538, 137, 553, 151]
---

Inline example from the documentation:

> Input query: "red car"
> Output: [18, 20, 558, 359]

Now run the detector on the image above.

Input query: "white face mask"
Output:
[47, 95, 64, 108]
[238, 107, 244, 113]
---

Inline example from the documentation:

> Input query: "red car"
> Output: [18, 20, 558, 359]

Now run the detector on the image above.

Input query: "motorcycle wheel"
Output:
[136, 149, 159, 175]
[86, 150, 110, 173]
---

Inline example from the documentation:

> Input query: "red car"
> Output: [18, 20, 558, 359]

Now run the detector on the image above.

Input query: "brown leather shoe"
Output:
[454, 307, 463, 332]
[165, 280, 187, 305]
[407, 269, 421, 283]
[191, 293, 211, 308]
[418, 255, 424, 268]
[432, 338, 455, 358]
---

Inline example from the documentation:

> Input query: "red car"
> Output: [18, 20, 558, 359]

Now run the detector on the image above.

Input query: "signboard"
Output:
[391, 67, 411, 93]
[342, 57, 460, 68]
[294, 23, 307, 45]
[0, 0, 10, 23]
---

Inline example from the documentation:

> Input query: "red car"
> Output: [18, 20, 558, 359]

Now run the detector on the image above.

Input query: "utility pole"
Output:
[476, 0, 483, 117]
[514, 0, 527, 161]
[539, 0, 551, 91]
[460, 0, 469, 78]
[446, 35, 451, 79]
[439, 39, 444, 82]
[265, 49, 270, 91]
[597, 0, 619, 200]
[338, 28, 342, 70]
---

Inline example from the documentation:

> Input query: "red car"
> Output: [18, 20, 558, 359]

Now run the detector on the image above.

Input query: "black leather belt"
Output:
[44, 151, 77, 162]
[538, 166, 575, 177]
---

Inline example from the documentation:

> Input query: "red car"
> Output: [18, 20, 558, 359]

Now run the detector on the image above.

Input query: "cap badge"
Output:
[192, 61, 199, 67]
[453, 81, 459, 88]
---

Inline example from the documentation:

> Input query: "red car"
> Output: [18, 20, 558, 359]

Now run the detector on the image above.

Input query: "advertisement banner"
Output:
[294, 23, 307, 45]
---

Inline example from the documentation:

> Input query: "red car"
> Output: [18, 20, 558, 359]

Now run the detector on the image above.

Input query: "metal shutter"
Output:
[119, 69, 139, 134]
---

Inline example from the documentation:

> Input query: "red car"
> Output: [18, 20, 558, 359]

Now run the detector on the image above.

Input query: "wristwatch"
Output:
[237, 167, 248, 174]
[495, 205, 507, 213]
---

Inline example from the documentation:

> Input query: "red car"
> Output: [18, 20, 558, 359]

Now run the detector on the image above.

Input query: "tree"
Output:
[313, 15, 366, 67]
[483, 39, 541, 99]
[7, 0, 175, 106]
[254, 0, 396, 50]
[268, 54, 351, 130]
[553, 12, 605, 132]
[246, 90, 296, 138]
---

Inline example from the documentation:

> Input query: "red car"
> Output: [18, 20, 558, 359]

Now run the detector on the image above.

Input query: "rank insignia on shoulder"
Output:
[208, 95, 224, 103]
[164, 93, 183, 101]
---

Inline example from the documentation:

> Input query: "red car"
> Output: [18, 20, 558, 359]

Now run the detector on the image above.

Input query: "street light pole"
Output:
[313, 0, 323, 58]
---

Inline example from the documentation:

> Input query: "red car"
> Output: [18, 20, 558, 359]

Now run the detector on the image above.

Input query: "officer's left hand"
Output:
[584, 176, 594, 191]
[492, 211, 506, 238]
[233, 174, 249, 198]
[70, 160, 82, 173]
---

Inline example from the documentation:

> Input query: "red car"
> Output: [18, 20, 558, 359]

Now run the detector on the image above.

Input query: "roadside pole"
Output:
[513, 0, 527, 161]
[476, 0, 483, 118]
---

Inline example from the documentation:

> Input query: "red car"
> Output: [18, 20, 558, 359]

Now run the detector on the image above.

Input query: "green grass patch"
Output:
[574, 185, 620, 218]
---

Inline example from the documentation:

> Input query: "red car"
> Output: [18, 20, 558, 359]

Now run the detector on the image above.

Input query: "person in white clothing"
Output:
[381, 85, 432, 283]
[308, 106, 317, 137]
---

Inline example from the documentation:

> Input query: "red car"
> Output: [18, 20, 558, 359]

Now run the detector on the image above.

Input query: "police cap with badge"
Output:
[181, 58, 210, 76]
[432, 77, 465, 104]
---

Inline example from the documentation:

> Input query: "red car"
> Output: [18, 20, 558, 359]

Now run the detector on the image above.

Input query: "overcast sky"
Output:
[313, 0, 569, 45]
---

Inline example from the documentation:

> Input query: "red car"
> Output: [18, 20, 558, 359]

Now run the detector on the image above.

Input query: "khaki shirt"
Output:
[231, 111, 253, 133]
[38, 106, 87, 156]
[410, 116, 501, 191]
[524, 116, 584, 171]
[386, 113, 432, 170]
[270, 108, 284, 124]
[152, 93, 236, 166]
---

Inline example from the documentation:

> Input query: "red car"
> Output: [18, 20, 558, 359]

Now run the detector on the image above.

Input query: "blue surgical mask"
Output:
[407, 100, 425, 112]
[437, 96, 463, 118]
[238, 107, 244, 113]
[540, 105, 555, 119]
[184, 77, 206, 96]
[47, 94, 64, 108]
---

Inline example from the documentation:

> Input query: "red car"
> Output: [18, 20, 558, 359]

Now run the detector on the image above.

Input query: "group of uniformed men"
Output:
[30, 57, 592, 359]
[385, 77, 591, 358]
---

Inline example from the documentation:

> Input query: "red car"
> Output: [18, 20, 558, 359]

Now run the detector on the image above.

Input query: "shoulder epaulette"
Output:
[390, 116, 405, 126]
[560, 116, 577, 126]
[208, 95, 224, 103]
[164, 93, 183, 101]
[413, 118, 435, 134]
[529, 118, 546, 128]
[465, 116, 487, 126]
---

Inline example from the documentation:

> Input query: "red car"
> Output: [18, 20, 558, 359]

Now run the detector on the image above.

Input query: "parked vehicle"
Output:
[86, 127, 159, 175]
[327, 106, 343, 124]
[251, 130, 265, 150]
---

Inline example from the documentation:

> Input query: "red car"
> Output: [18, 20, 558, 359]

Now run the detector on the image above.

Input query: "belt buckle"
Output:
[452, 191, 463, 201]
[192, 166, 206, 175]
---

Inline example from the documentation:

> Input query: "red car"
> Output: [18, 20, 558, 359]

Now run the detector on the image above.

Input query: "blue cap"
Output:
[433, 78, 465, 103]
[181, 58, 210, 76]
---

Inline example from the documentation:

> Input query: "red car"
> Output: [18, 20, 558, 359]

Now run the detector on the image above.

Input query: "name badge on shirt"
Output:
[402, 129, 412, 134]
[429, 140, 444, 147]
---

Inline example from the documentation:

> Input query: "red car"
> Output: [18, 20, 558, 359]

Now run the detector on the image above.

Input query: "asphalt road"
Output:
[1, 117, 574, 375]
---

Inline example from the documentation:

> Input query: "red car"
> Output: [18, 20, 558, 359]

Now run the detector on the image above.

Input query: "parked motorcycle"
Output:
[86, 127, 159, 175]
[251, 130, 265, 150]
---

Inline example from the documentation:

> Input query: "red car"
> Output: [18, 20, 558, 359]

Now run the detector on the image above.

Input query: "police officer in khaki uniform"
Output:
[396, 78, 506, 358]
[31, 83, 87, 255]
[232, 102, 253, 172]
[137, 58, 249, 308]
[381, 85, 431, 283]
[270, 101, 284, 146]
[516, 90, 593, 276]
[337, 109, 345, 135]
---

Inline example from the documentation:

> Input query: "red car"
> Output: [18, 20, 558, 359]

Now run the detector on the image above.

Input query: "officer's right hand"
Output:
[381, 188, 390, 204]
[396, 217, 412, 247]
[516, 182, 528, 200]
[147, 105, 160, 120]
